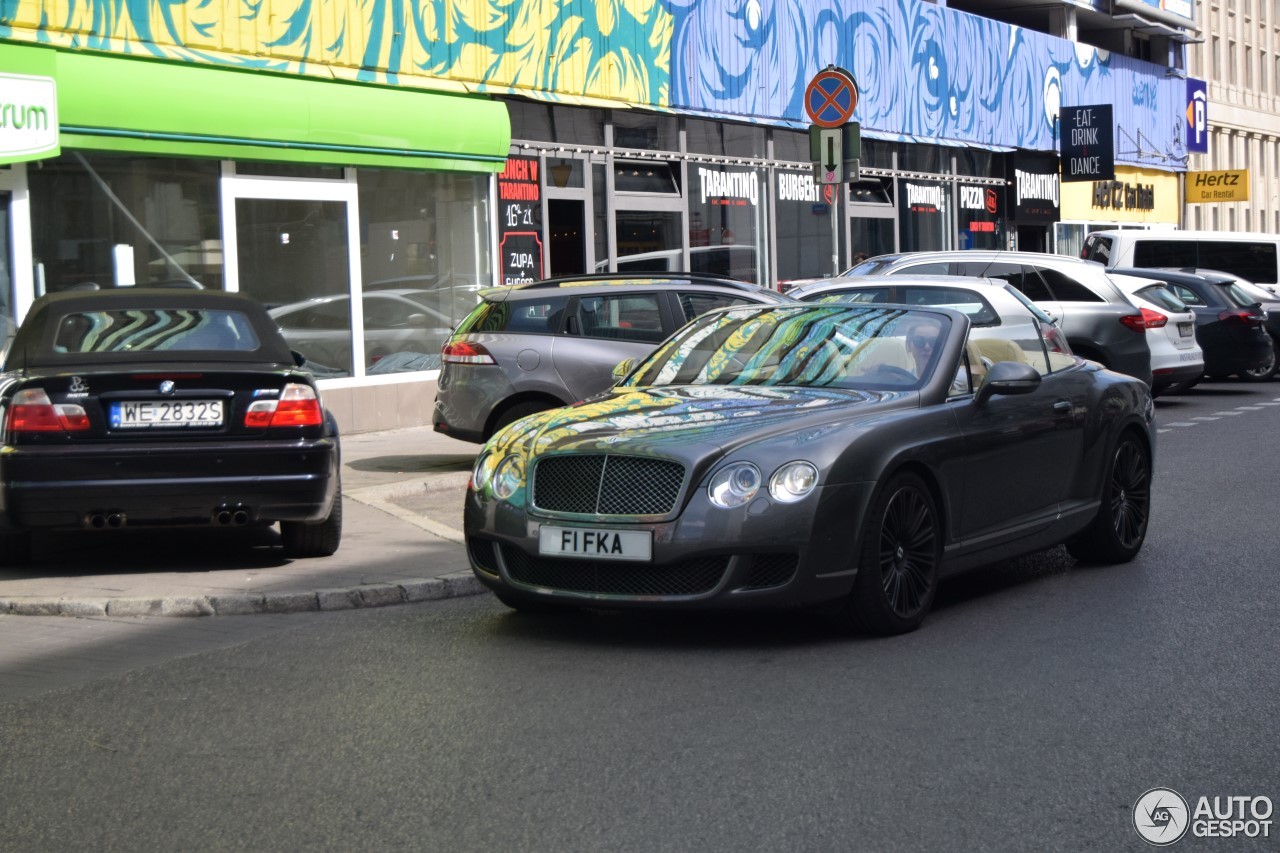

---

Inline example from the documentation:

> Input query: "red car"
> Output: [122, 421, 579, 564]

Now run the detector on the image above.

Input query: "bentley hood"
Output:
[487, 385, 915, 460]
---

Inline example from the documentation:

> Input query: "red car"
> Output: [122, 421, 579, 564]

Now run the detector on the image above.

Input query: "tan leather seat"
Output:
[970, 337, 1026, 367]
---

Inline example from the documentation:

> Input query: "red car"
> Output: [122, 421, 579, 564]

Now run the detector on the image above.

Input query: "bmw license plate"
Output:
[538, 526, 652, 561]
[110, 399, 224, 429]
[1178, 322, 1194, 337]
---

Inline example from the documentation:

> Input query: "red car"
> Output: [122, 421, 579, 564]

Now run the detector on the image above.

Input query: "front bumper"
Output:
[0, 438, 338, 529]
[463, 481, 876, 610]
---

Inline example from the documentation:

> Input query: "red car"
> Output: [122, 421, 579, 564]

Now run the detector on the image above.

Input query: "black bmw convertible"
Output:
[0, 288, 342, 566]
[464, 302, 1155, 634]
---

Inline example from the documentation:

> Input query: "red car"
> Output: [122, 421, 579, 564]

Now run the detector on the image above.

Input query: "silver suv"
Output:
[826, 251, 1152, 386]
[433, 273, 791, 443]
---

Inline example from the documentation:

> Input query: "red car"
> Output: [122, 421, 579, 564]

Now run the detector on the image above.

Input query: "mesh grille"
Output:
[741, 553, 799, 590]
[533, 455, 685, 516]
[468, 537, 499, 576]
[501, 544, 727, 596]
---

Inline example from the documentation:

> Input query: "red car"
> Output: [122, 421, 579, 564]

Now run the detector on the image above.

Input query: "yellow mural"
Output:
[0, 0, 672, 105]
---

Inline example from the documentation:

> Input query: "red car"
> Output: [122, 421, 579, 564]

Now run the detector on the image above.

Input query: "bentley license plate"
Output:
[110, 399, 224, 429]
[538, 526, 652, 561]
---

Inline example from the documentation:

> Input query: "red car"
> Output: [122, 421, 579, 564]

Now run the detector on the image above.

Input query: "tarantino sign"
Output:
[497, 156, 543, 285]
[1007, 151, 1060, 223]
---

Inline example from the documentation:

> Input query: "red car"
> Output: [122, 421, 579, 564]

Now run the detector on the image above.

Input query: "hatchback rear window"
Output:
[1136, 285, 1188, 313]
[53, 308, 261, 354]
[457, 296, 569, 334]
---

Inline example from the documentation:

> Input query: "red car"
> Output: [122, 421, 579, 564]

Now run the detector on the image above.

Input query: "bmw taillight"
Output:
[1218, 308, 1265, 327]
[441, 341, 497, 365]
[244, 383, 323, 428]
[4, 389, 91, 433]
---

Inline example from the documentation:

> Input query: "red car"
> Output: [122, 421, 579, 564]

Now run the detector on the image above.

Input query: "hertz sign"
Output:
[1186, 169, 1249, 204]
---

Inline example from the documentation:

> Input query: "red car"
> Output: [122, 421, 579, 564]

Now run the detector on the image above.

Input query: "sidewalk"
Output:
[0, 427, 485, 618]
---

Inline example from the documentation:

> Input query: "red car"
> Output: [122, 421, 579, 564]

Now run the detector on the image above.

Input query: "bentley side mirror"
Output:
[612, 357, 636, 382]
[974, 361, 1041, 405]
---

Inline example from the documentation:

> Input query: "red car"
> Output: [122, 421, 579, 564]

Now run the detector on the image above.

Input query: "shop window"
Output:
[615, 161, 681, 194]
[775, 169, 834, 282]
[614, 110, 679, 151]
[28, 153, 222, 292]
[357, 167, 492, 372]
[505, 99, 605, 146]
[898, 144, 950, 174]
[686, 119, 766, 158]
[860, 139, 894, 170]
[688, 165, 766, 285]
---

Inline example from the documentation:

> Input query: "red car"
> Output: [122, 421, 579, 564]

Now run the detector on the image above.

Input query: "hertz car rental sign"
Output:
[1185, 169, 1249, 204]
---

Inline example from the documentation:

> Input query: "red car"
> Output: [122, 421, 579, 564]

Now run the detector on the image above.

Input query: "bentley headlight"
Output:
[492, 456, 524, 500]
[708, 462, 762, 508]
[769, 461, 818, 503]
[471, 451, 494, 492]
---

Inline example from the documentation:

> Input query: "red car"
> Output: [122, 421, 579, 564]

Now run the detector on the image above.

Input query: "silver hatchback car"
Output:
[791, 251, 1153, 387]
[433, 274, 792, 443]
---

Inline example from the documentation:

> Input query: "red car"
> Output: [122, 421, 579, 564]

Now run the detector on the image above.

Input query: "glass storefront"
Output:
[28, 153, 222, 291]
[24, 152, 491, 378]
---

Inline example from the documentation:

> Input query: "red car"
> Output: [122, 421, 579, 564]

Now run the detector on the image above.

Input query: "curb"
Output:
[0, 571, 487, 618]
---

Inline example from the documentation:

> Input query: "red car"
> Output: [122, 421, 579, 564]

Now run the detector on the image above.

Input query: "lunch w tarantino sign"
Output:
[1059, 104, 1115, 182]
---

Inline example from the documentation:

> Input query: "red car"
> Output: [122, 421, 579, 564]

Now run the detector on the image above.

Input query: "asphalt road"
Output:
[1, 380, 1279, 852]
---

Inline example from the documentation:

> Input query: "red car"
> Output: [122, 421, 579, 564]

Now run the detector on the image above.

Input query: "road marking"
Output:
[1259, 402, 1280, 406]
[1235, 406, 1264, 411]
[1213, 411, 1244, 416]
[1157, 428, 1172, 434]
[1165, 422, 1198, 427]
[1192, 416, 1221, 421]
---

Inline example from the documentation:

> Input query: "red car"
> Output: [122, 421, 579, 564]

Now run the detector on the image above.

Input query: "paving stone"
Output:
[209, 594, 266, 616]
[261, 591, 319, 614]
[399, 578, 447, 602]
[358, 584, 404, 608]
[160, 597, 215, 617]
[316, 588, 362, 610]
[107, 598, 165, 617]
[57, 599, 109, 617]
[440, 572, 485, 598]
[9, 599, 64, 617]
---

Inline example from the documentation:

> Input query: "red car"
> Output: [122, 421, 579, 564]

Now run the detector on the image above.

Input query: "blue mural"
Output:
[665, 0, 1189, 169]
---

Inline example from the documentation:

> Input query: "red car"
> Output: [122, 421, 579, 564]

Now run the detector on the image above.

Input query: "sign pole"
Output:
[804, 66, 860, 277]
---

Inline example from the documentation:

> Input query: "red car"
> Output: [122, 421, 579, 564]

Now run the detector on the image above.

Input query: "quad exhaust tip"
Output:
[86, 512, 127, 529]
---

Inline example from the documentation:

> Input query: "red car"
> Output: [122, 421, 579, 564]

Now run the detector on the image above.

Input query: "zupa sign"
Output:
[1185, 169, 1249, 204]
[0, 73, 59, 164]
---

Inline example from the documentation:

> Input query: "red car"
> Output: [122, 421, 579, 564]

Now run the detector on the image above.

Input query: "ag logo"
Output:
[1134, 787, 1190, 845]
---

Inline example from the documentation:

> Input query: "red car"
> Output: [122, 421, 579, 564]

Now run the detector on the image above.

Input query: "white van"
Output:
[1081, 230, 1280, 286]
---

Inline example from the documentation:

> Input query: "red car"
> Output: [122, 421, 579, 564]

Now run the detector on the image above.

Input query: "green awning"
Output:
[1, 43, 510, 173]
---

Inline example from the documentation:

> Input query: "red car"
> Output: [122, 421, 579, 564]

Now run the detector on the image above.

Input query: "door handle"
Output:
[1053, 400, 1072, 414]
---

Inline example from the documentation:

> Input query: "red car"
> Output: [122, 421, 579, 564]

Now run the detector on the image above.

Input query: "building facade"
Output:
[1183, 0, 1280, 234]
[0, 0, 1196, 431]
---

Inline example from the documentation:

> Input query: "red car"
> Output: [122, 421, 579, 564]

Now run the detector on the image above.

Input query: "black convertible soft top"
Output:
[4, 289, 296, 370]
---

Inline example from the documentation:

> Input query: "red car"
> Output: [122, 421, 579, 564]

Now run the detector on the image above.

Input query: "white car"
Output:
[1109, 273, 1204, 396]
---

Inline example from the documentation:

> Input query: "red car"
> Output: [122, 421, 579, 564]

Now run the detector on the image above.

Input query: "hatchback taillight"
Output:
[1121, 309, 1167, 331]
[4, 389, 91, 433]
[441, 341, 497, 365]
[243, 383, 323, 428]
[1218, 308, 1265, 327]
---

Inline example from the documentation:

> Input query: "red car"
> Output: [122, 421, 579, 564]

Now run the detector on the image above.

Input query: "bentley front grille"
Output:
[532, 455, 685, 516]
[501, 544, 727, 596]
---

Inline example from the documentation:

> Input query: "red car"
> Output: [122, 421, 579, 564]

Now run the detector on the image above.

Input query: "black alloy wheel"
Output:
[1066, 434, 1150, 564]
[844, 471, 941, 635]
